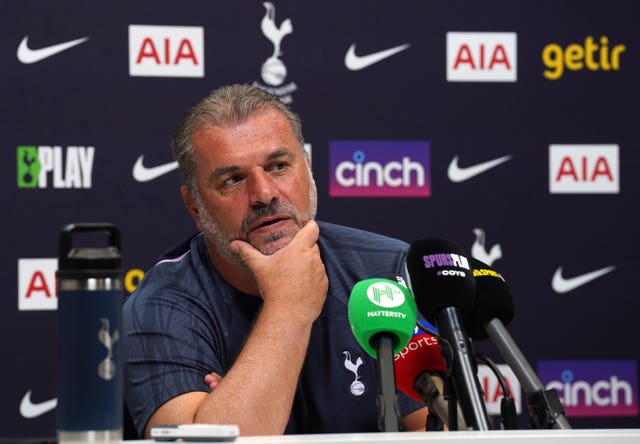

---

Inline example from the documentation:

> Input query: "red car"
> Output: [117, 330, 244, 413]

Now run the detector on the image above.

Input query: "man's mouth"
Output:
[251, 216, 289, 231]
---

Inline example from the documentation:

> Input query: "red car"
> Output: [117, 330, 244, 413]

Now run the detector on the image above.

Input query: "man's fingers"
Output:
[204, 372, 222, 392]
[290, 220, 320, 249]
[230, 238, 262, 267]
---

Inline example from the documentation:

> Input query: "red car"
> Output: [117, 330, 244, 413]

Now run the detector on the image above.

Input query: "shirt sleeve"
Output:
[123, 283, 222, 437]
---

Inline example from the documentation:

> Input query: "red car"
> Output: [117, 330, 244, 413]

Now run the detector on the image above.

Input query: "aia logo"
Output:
[477, 364, 522, 416]
[447, 32, 517, 82]
[18, 258, 58, 311]
[129, 25, 204, 77]
[549, 144, 619, 194]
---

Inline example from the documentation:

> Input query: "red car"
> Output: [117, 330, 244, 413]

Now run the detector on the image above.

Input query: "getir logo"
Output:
[538, 360, 638, 417]
[329, 141, 430, 197]
[129, 25, 204, 77]
[17, 145, 94, 189]
[542, 36, 626, 80]
[18, 259, 58, 311]
[478, 364, 522, 416]
[447, 32, 517, 82]
[549, 144, 619, 194]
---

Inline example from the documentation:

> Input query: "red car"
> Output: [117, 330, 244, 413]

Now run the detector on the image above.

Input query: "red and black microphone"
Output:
[394, 324, 468, 430]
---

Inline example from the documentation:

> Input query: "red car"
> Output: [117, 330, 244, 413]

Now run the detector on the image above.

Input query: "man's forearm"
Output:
[194, 306, 313, 434]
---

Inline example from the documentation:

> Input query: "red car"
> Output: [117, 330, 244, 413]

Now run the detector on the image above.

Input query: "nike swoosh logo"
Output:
[447, 154, 513, 183]
[17, 35, 89, 64]
[344, 43, 410, 71]
[20, 390, 57, 419]
[551, 265, 616, 294]
[133, 155, 179, 182]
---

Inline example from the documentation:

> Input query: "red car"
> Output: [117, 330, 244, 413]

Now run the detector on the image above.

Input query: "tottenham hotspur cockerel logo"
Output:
[342, 351, 365, 396]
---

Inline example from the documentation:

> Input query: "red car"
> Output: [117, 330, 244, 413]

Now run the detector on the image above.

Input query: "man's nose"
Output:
[247, 169, 279, 206]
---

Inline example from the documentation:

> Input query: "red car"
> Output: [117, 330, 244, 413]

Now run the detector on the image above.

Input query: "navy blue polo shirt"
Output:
[123, 221, 424, 437]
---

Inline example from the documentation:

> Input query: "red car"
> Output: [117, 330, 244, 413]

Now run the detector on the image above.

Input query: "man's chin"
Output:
[251, 231, 295, 256]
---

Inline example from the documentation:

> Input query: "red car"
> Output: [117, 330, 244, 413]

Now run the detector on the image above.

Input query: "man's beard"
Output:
[194, 178, 318, 264]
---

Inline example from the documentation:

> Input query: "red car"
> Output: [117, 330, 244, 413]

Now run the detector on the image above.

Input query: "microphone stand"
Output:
[436, 307, 491, 430]
[485, 319, 571, 429]
[373, 334, 402, 432]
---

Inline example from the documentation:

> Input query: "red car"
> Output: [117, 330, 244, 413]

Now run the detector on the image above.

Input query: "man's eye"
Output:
[223, 175, 243, 186]
[270, 162, 288, 172]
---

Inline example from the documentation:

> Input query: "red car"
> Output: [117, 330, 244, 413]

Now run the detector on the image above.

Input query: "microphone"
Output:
[394, 321, 468, 430]
[405, 238, 491, 430]
[348, 278, 417, 432]
[465, 258, 571, 430]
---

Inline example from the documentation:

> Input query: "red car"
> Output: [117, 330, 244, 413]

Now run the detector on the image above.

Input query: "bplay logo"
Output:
[478, 364, 522, 416]
[447, 32, 517, 82]
[538, 360, 638, 417]
[549, 144, 619, 193]
[329, 141, 430, 197]
[17, 145, 94, 189]
[129, 25, 204, 77]
[18, 259, 58, 311]
[542, 36, 626, 80]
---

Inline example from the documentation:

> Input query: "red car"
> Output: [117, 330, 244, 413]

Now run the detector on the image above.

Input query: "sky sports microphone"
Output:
[405, 238, 491, 431]
[348, 278, 417, 432]
[394, 320, 468, 430]
[466, 258, 571, 430]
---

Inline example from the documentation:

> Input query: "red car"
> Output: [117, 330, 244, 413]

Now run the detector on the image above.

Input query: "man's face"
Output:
[186, 108, 317, 262]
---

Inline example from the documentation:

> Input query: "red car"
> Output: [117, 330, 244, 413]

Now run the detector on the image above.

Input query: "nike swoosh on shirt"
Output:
[447, 155, 513, 183]
[133, 155, 179, 182]
[17, 35, 89, 64]
[344, 43, 410, 71]
[551, 265, 616, 294]
[20, 390, 57, 419]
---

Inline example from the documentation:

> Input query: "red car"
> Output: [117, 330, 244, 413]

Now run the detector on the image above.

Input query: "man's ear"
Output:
[180, 185, 204, 232]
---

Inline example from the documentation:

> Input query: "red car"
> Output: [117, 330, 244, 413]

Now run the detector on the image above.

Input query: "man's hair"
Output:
[171, 84, 305, 191]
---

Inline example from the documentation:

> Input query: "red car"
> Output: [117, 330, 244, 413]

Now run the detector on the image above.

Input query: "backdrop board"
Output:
[1, 0, 638, 438]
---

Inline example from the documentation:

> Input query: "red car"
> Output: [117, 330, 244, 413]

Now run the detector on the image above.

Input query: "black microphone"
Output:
[465, 258, 571, 430]
[405, 238, 490, 431]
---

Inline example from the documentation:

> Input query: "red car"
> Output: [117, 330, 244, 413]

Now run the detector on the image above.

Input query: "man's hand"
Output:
[230, 220, 328, 323]
[204, 372, 222, 391]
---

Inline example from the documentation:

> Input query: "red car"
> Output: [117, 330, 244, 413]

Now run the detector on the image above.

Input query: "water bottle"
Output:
[57, 223, 123, 443]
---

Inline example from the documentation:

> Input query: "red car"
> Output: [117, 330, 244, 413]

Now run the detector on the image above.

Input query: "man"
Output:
[123, 84, 428, 438]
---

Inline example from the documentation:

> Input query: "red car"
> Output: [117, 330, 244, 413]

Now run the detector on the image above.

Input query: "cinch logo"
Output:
[538, 360, 638, 417]
[129, 25, 204, 77]
[446, 32, 517, 82]
[542, 36, 626, 80]
[18, 259, 58, 311]
[478, 364, 522, 416]
[549, 144, 619, 194]
[17, 145, 94, 189]
[329, 141, 430, 197]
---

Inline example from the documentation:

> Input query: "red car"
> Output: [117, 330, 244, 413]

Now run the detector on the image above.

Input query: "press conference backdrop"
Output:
[1, 0, 638, 437]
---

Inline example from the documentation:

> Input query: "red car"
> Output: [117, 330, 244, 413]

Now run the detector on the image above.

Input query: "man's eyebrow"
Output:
[267, 148, 294, 160]
[211, 165, 240, 180]
[210, 149, 295, 180]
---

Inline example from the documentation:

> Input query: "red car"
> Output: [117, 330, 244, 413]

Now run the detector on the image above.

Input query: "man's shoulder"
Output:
[125, 233, 210, 305]
[317, 220, 408, 252]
